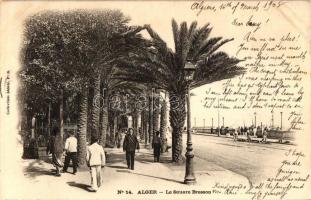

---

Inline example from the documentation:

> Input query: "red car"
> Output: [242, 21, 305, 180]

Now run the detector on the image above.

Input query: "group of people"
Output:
[232, 126, 269, 143]
[122, 128, 168, 168]
[47, 127, 106, 192]
[46, 127, 168, 192]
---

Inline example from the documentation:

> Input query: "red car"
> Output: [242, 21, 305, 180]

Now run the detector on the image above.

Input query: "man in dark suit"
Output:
[123, 128, 140, 170]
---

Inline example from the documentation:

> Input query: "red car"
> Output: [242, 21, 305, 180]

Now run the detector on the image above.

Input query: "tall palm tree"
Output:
[159, 92, 168, 152]
[77, 87, 88, 165]
[114, 19, 245, 162]
[86, 24, 150, 148]
[153, 89, 160, 136]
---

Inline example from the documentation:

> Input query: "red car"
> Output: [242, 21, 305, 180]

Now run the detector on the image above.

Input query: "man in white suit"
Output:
[86, 133, 106, 192]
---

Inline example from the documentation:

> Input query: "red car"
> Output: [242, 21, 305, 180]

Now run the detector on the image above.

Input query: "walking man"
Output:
[86, 133, 106, 192]
[123, 128, 140, 170]
[63, 131, 78, 174]
[152, 131, 162, 162]
[46, 127, 63, 176]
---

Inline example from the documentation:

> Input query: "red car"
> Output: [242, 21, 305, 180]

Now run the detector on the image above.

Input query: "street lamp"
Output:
[280, 112, 283, 130]
[254, 112, 257, 127]
[184, 61, 196, 185]
[271, 110, 274, 129]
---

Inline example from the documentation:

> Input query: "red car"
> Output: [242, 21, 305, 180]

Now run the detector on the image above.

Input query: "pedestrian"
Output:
[62, 131, 78, 174]
[86, 133, 106, 192]
[262, 128, 268, 143]
[233, 129, 238, 142]
[246, 128, 251, 142]
[46, 126, 63, 176]
[115, 132, 122, 148]
[152, 131, 162, 162]
[237, 127, 243, 136]
[123, 128, 140, 170]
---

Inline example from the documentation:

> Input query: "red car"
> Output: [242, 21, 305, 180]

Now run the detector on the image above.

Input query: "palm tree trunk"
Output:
[110, 114, 118, 146]
[108, 113, 116, 146]
[59, 89, 64, 138]
[87, 80, 95, 143]
[48, 102, 51, 137]
[153, 90, 160, 136]
[77, 88, 88, 166]
[160, 92, 168, 153]
[113, 116, 118, 142]
[133, 111, 139, 136]
[99, 85, 108, 148]
[169, 91, 186, 163]
[148, 91, 153, 145]
[92, 75, 101, 137]
[143, 110, 149, 145]
[140, 111, 145, 141]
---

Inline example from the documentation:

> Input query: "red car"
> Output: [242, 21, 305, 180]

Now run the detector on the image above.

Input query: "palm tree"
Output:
[153, 89, 160, 136]
[114, 19, 245, 162]
[85, 24, 150, 149]
[107, 81, 148, 143]
[159, 92, 168, 152]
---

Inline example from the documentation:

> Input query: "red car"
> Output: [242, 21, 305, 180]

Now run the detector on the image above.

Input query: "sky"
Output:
[0, 1, 310, 130]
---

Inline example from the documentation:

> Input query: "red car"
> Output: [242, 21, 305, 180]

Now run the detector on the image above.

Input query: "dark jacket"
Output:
[47, 135, 63, 154]
[123, 134, 140, 152]
[152, 135, 162, 147]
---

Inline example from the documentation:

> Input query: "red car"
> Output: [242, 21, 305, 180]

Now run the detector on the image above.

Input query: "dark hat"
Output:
[91, 132, 99, 144]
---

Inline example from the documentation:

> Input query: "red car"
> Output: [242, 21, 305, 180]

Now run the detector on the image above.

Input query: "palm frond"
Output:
[197, 37, 222, 57]
[188, 23, 211, 60]
[198, 38, 234, 60]
[120, 25, 146, 37]
[192, 51, 245, 88]
[188, 21, 198, 39]
[172, 19, 179, 54]
[144, 24, 170, 56]
[113, 59, 170, 90]
[192, 66, 245, 89]
[177, 22, 190, 68]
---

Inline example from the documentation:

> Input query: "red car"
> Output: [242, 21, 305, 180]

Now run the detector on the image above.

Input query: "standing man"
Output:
[115, 131, 122, 148]
[152, 131, 162, 162]
[262, 127, 268, 143]
[63, 131, 78, 174]
[233, 129, 238, 142]
[123, 128, 140, 170]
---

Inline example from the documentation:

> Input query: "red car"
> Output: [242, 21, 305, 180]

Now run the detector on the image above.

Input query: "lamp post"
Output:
[184, 61, 196, 185]
[271, 110, 274, 129]
[211, 118, 213, 134]
[217, 98, 220, 136]
[254, 112, 257, 127]
[280, 112, 283, 130]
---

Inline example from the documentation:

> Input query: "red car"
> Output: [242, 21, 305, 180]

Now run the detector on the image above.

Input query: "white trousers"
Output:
[90, 165, 103, 191]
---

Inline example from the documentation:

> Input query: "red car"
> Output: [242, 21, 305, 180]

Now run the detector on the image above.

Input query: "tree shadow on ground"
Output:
[109, 151, 172, 162]
[106, 153, 126, 164]
[106, 149, 175, 170]
[116, 170, 183, 184]
[67, 181, 93, 192]
[23, 159, 57, 178]
[116, 169, 131, 173]
[107, 165, 128, 169]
